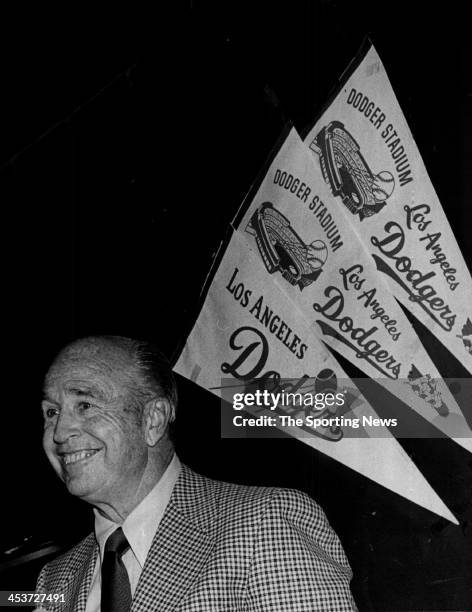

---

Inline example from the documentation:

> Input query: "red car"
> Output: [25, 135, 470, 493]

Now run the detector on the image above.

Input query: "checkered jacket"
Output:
[36, 464, 356, 611]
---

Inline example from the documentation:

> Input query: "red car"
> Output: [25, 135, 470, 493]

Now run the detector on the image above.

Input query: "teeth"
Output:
[62, 450, 98, 465]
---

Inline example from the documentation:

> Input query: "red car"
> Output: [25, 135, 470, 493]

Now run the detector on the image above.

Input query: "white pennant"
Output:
[304, 43, 472, 374]
[233, 127, 472, 452]
[175, 231, 458, 523]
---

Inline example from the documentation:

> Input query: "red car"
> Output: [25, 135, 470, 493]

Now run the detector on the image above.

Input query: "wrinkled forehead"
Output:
[44, 341, 138, 399]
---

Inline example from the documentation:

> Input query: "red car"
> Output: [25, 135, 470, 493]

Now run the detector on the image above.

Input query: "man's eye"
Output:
[78, 401, 93, 411]
[45, 407, 58, 418]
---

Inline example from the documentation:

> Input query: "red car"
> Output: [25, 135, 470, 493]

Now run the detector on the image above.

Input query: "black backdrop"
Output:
[0, 3, 471, 611]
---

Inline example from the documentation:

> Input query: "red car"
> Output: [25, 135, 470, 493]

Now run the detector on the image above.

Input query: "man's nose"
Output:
[53, 409, 81, 444]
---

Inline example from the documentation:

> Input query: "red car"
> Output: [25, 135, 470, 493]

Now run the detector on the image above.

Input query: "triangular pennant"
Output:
[175, 231, 457, 523]
[304, 43, 472, 373]
[233, 126, 472, 451]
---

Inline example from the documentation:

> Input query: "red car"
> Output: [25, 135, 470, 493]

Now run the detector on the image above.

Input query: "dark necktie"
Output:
[100, 527, 132, 612]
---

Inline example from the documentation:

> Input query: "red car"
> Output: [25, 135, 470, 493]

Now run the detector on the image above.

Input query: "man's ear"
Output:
[142, 398, 172, 446]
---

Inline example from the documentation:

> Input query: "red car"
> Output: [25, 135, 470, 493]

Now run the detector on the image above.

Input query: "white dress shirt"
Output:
[85, 454, 181, 612]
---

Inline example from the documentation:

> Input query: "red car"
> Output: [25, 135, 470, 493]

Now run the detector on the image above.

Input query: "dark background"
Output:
[0, 2, 471, 611]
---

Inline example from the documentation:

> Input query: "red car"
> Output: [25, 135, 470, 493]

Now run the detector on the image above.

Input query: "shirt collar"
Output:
[94, 453, 181, 567]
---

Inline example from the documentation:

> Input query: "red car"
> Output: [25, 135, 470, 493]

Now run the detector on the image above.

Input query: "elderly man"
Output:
[37, 335, 356, 611]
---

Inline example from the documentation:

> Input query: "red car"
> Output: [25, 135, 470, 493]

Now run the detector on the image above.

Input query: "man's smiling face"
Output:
[42, 341, 149, 507]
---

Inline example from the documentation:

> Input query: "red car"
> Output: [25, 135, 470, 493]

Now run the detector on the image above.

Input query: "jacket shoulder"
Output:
[179, 464, 323, 529]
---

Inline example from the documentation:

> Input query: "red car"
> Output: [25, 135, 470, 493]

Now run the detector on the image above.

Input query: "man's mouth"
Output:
[60, 449, 101, 465]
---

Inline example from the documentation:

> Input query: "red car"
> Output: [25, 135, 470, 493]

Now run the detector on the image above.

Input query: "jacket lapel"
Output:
[46, 534, 97, 612]
[74, 543, 97, 612]
[131, 465, 218, 612]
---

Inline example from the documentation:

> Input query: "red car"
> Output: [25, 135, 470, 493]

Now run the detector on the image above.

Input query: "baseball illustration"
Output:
[315, 368, 338, 393]
[372, 170, 395, 202]
[307, 239, 328, 269]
